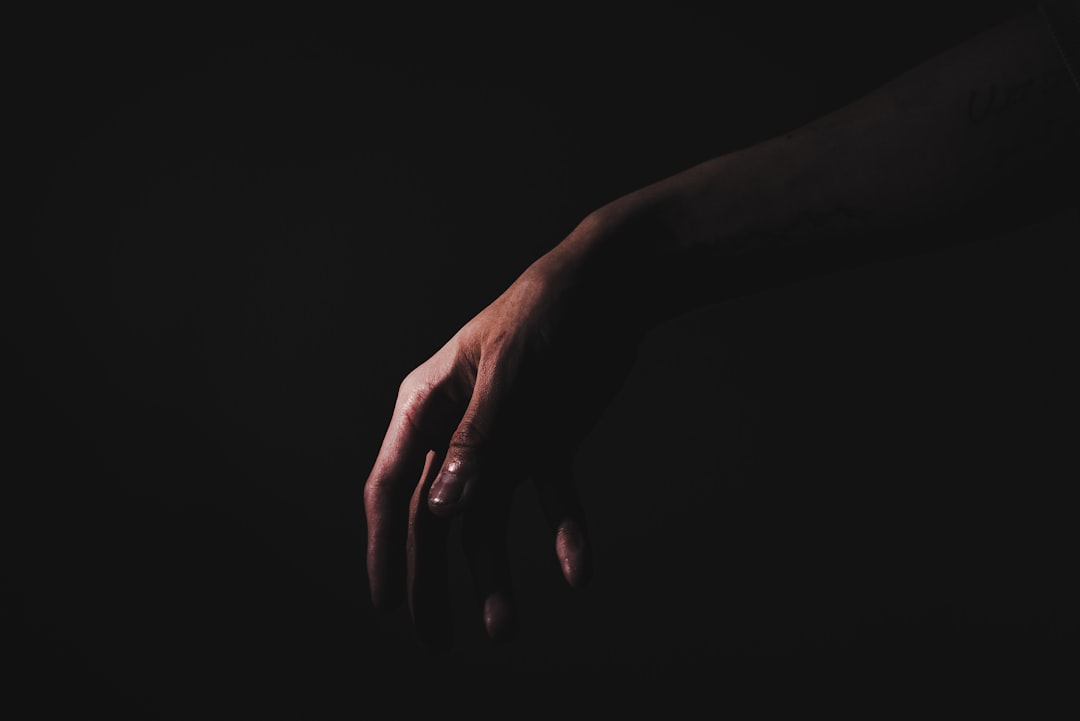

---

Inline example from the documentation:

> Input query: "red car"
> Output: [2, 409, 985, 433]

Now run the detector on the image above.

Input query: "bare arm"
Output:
[547, 8, 1080, 327]
[364, 7, 1080, 649]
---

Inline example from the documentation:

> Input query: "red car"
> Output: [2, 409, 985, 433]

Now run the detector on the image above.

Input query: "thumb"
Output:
[428, 354, 510, 517]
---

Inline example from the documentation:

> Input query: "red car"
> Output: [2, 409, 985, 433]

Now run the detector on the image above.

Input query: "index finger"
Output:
[364, 410, 429, 612]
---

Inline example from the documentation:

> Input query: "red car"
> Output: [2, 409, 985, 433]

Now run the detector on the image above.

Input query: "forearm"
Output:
[543, 9, 1080, 327]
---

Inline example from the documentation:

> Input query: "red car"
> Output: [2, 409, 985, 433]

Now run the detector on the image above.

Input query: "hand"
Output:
[363, 237, 639, 650]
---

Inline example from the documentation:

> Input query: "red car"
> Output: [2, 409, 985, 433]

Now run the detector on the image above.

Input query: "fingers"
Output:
[407, 449, 453, 652]
[364, 413, 428, 612]
[534, 465, 593, 589]
[419, 346, 527, 642]
[461, 475, 520, 642]
[365, 368, 463, 613]
[369, 334, 599, 645]
[428, 352, 515, 518]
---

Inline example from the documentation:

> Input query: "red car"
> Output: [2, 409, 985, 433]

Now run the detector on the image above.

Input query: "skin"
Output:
[364, 8, 1080, 650]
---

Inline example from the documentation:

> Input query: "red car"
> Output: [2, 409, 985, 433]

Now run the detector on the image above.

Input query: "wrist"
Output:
[543, 186, 681, 290]
[555, 135, 811, 273]
[531, 133, 821, 330]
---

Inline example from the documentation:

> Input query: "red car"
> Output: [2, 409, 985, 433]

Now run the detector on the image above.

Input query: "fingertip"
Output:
[557, 520, 592, 589]
[426, 495, 459, 518]
[483, 591, 519, 643]
[561, 553, 592, 589]
[427, 462, 475, 517]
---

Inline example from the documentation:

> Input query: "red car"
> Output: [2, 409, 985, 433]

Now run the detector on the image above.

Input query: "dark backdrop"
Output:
[8, 1, 1078, 715]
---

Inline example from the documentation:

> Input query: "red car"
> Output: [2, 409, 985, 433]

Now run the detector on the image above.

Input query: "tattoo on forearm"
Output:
[967, 67, 1071, 125]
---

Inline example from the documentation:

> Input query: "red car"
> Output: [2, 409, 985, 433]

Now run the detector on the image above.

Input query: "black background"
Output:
[7, 1, 1078, 715]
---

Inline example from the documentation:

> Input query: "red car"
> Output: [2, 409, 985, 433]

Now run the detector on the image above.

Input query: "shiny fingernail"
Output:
[429, 464, 462, 510]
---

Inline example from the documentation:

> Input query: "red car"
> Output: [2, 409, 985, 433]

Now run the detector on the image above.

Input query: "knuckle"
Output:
[397, 368, 427, 399]
[363, 470, 409, 508]
[363, 465, 393, 496]
[362, 477, 382, 505]
[397, 371, 435, 419]
[448, 417, 489, 454]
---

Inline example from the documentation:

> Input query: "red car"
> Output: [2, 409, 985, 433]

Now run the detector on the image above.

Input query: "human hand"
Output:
[363, 237, 639, 650]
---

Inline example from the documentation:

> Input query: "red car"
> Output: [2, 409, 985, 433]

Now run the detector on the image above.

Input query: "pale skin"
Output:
[364, 8, 1080, 650]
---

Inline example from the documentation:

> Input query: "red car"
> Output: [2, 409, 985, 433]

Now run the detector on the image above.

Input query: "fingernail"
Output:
[484, 591, 518, 642]
[429, 462, 463, 511]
